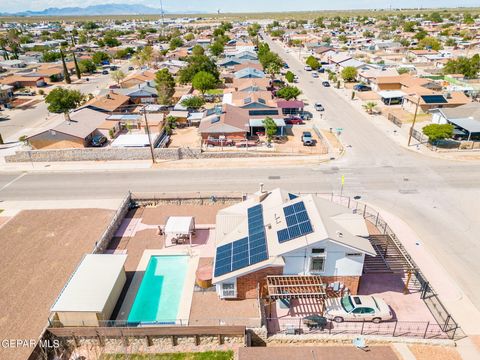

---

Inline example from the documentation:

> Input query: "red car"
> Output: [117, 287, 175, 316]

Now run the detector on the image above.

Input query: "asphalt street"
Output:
[0, 40, 479, 315]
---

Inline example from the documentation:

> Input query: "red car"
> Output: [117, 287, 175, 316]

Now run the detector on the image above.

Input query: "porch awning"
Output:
[266, 275, 326, 300]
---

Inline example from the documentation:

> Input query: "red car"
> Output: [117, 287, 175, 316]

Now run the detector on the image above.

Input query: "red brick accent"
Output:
[236, 266, 283, 299]
[322, 275, 361, 295]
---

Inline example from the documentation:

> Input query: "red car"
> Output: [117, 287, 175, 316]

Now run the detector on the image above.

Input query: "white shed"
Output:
[50, 254, 127, 326]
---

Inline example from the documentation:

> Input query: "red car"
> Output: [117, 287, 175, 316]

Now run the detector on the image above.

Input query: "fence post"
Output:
[348, 197, 351, 208]
[361, 320, 365, 335]
[423, 322, 430, 339]
[299, 318, 302, 332]
[392, 321, 398, 337]
[383, 222, 388, 234]
[443, 315, 451, 332]
[363, 204, 367, 217]
[375, 212, 379, 227]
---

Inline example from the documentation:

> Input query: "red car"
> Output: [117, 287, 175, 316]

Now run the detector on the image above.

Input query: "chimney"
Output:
[259, 183, 265, 193]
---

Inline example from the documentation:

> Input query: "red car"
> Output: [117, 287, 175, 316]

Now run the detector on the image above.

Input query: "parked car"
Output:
[353, 84, 372, 92]
[324, 296, 393, 324]
[322, 81, 330, 87]
[128, 66, 134, 71]
[314, 102, 324, 111]
[293, 75, 299, 83]
[304, 65, 312, 71]
[90, 135, 107, 147]
[300, 111, 313, 120]
[283, 63, 289, 69]
[102, 70, 109, 75]
[318, 67, 325, 73]
[15, 91, 35, 96]
[312, 72, 319, 78]
[285, 116, 304, 125]
[302, 131, 314, 146]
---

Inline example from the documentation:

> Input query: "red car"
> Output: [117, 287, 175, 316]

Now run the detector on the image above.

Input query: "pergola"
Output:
[266, 275, 326, 300]
[164, 216, 195, 247]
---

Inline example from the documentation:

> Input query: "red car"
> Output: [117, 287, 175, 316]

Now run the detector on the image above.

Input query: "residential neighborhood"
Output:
[1, 3, 480, 360]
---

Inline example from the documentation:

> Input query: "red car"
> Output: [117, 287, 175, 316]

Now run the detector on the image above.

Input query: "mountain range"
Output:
[1, 3, 203, 16]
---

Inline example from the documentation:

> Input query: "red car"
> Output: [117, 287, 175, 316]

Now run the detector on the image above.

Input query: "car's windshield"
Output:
[341, 296, 355, 312]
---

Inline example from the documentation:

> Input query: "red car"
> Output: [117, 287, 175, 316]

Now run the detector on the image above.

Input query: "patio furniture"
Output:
[353, 337, 369, 351]
[303, 315, 328, 330]
[196, 264, 213, 289]
[285, 325, 302, 335]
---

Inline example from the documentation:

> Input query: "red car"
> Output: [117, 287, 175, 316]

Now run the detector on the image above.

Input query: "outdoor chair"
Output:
[303, 315, 327, 330]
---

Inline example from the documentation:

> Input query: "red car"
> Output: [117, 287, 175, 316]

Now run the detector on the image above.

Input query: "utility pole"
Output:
[160, 0, 165, 38]
[408, 96, 420, 146]
[143, 106, 156, 164]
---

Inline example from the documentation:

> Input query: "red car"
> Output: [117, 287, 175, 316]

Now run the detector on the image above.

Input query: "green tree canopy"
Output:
[79, 59, 96, 74]
[276, 86, 301, 100]
[169, 37, 184, 50]
[42, 50, 61, 63]
[178, 54, 219, 84]
[263, 117, 278, 141]
[418, 36, 442, 51]
[443, 54, 480, 79]
[306, 56, 320, 70]
[92, 51, 110, 65]
[192, 71, 217, 95]
[155, 68, 176, 105]
[191, 45, 205, 56]
[285, 71, 295, 83]
[422, 124, 454, 143]
[341, 66, 358, 82]
[181, 96, 205, 109]
[209, 40, 224, 57]
[45, 88, 84, 118]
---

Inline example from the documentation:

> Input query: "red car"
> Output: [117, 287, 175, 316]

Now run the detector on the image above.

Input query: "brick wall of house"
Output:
[322, 275, 361, 295]
[236, 266, 283, 299]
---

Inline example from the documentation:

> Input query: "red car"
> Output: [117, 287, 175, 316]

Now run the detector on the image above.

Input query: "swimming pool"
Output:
[128, 255, 188, 323]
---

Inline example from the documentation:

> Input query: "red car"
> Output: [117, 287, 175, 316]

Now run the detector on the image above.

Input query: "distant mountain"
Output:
[2, 3, 186, 16]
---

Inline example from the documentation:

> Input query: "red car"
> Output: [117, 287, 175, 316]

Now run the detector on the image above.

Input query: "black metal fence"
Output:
[267, 317, 456, 340]
[387, 113, 403, 128]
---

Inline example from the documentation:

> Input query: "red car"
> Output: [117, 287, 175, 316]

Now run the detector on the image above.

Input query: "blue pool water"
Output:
[128, 255, 188, 323]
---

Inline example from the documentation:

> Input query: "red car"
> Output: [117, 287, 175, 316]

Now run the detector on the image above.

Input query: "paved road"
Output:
[0, 41, 480, 316]
[0, 62, 130, 141]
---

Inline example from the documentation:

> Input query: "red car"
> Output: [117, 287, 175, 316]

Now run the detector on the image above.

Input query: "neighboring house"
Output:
[104, 81, 158, 104]
[403, 92, 470, 114]
[198, 104, 249, 142]
[358, 67, 399, 84]
[234, 67, 265, 79]
[26, 108, 107, 149]
[224, 91, 281, 118]
[225, 50, 258, 61]
[120, 71, 156, 88]
[276, 100, 305, 115]
[212, 189, 375, 300]
[405, 49, 439, 63]
[231, 78, 270, 92]
[370, 73, 433, 92]
[0, 59, 27, 68]
[0, 84, 14, 104]
[81, 91, 131, 113]
[430, 102, 480, 141]
[0, 74, 46, 88]
[233, 61, 262, 72]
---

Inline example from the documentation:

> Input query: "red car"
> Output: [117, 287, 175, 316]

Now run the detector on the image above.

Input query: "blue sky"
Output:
[2, 0, 480, 13]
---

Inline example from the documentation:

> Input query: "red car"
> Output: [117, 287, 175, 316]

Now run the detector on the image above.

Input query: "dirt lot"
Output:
[274, 125, 328, 154]
[169, 127, 201, 148]
[0, 209, 114, 360]
[408, 344, 462, 360]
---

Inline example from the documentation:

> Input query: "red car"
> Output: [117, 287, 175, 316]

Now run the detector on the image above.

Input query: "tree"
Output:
[111, 70, 126, 85]
[443, 55, 480, 79]
[418, 36, 442, 51]
[155, 68, 175, 105]
[276, 86, 301, 100]
[184, 33, 195, 41]
[306, 56, 320, 70]
[428, 12, 443, 23]
[72, 51, 81, 80]
[422, 124, 454, 143]
[259, 50, 283, 79]
[45, 88, 84, 120]
[403, 21, 417, 32]
[285, 71, 295, 83]
[92, 51, 110, 65]
[397, 68, 410, 75]
[341, 66, 358, 82]
[169, 37, 184, 50]
[192, 71, 217, 95]
[42, 50, 61, 62]
[178, 55, 219, 84]
[191, 45, 205, 56]
[164, 115, 177, 135]
[79, 59, 96, 74]
[181, 96, 205, 109]
[263, 117, 277, 142]
[362, 102, 377, 114]
[209, 40, 224, 57]
[247, 23, 261, 37]
[59, 48, 71, 84]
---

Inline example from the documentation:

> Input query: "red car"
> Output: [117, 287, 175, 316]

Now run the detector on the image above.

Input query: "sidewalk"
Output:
[370, 204, 480, 359]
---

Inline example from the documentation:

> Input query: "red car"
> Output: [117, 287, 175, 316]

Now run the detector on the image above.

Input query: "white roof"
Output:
[378, 90, 406, 99]
[51, 254, 127, 312]
[164, 216, 194, 235]
[111, 133, 158, 147]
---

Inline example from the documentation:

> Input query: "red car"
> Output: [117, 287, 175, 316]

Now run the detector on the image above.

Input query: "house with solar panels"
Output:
[212, 188, 376, 300]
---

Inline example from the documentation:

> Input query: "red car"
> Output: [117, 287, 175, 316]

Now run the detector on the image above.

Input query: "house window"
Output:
[220, 282, 236, 299]
[311, 248, 325, 254]
[310, 257, 325, 273]
[346, 253, 362, 257]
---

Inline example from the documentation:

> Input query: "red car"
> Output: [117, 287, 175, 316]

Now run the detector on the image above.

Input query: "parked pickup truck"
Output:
[302, 131, 315, 146]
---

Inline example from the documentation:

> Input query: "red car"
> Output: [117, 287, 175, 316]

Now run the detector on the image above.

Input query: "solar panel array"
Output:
[421, 95, 447, 104]
[214, 204, 269, 277]
[277, 201, 314, 243]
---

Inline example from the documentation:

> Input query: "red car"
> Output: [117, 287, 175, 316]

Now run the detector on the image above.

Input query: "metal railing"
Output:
[267, 317, 455, 339]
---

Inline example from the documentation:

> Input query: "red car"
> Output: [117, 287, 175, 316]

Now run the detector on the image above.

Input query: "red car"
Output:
[285, 117, 304, 125]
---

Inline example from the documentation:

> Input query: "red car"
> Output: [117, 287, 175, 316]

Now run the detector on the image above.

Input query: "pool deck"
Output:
[117, 249, 199, 324]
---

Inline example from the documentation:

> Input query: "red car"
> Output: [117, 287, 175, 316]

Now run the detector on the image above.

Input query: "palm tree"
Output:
[363, 102, 377, 114]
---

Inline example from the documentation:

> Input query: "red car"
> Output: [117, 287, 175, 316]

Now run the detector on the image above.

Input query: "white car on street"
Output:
[304, 65, 312, 71]
[324, 295, 393, 323]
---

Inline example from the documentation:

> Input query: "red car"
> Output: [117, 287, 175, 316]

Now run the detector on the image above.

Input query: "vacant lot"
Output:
[100, 351, 234, 360]
[0, 208, 114, 360]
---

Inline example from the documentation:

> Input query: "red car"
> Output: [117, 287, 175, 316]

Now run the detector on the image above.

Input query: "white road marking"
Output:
[0, 173, 27, 192]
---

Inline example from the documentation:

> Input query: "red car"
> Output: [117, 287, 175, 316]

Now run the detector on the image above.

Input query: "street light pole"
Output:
[408, 96, 420, 147]
[143, 106, 156, 164]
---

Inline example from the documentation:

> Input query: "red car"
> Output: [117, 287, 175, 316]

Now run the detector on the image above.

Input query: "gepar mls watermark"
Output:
[1, 339, 60, 349]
